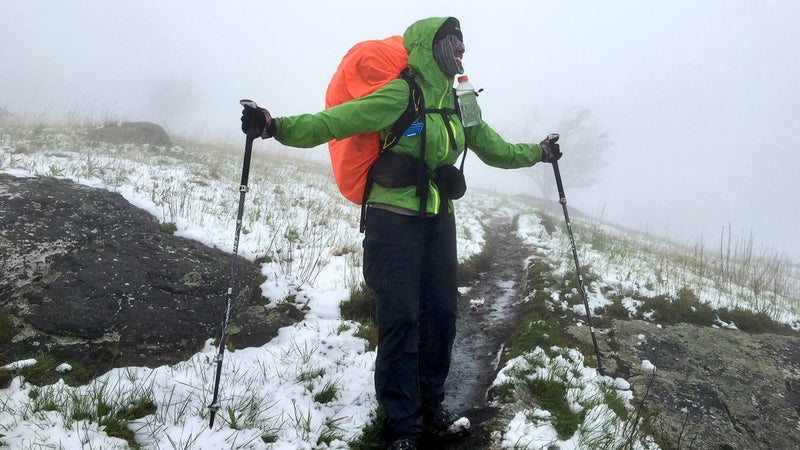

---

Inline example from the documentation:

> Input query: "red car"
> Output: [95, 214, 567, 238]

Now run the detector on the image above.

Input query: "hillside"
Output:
[1, 121, 798, 449]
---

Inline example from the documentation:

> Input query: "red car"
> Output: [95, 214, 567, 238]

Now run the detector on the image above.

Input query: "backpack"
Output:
[326, 36, 468, 231]
[325, 35, 421, 204]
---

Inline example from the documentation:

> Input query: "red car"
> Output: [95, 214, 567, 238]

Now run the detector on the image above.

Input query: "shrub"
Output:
[595, 297, 632, 323]
[639, 287, 715, 327]
[716, 307, 788, 334]
[160, 221, 177, 234]
[340, 283, 377, 324]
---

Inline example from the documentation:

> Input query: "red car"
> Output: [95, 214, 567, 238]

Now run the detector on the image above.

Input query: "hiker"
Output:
[241, 16, 561, 450]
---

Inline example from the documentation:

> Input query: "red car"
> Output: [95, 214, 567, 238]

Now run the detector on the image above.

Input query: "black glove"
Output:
[539, 133, 562, 163]
[240, 99, 275, 139]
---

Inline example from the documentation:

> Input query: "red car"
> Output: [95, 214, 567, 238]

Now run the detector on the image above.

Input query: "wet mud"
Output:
[438, 215, 534, 449]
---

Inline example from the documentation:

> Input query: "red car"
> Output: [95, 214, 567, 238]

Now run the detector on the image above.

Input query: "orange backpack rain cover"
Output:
[325, 35, 408, 204]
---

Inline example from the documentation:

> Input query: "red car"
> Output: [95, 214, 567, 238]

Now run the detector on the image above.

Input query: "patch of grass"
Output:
[254, 254, 273, 265]
[490, 353, 582, 441]
[27, 380, 155, 449]
[639, 287, 716, 327]
[525, 257, 564, 300]
[159, 221, 177, 234]
[348, 405, 387, 449]
[340, 283, 379, 350]
[603, 388, 629, 421]
[525, 377, 581, 439]
[340, 283, 377, 323]
[354, 320, 378, 352]
[318, 416, 346, 446]
[716, 307, 792, 334]
[314, 380, 338, 405]
[560, 264, 601, 300]
[507, 317, 571, 360]
[276, 301, 305, 322]
[1, 352, 96, 388]
[536, 210, 559, 235]
[0, 308, 19, 386]
[599, 287, 796, 337]
[28, 387, 59, 412]
[91, 396, 155, 448]
[594, 296, 632, 328]
[517, 255, 610, 373]
[511, 255, 590, 359]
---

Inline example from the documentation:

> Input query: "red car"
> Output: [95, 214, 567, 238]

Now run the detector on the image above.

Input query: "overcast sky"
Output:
[2, 1, 799, 262]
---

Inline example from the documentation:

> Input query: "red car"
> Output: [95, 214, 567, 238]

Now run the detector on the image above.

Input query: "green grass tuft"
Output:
[525, 377, 581, 439]
[340, 283, 379, 350]
[340, 283, 377, 323]
[716, 307, 792, 334]
[348, 405, 388, 449]
[159, 221, 178, 234]
[314, 381, 338, 405]
[2, 352, 96, 388]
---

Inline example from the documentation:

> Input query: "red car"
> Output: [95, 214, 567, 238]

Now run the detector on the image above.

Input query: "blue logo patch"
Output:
[404, 121, 424, 137]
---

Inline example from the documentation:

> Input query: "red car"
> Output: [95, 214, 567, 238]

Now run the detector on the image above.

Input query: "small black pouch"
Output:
[433, 164, 467, 200]
[369, 151, 427, 188]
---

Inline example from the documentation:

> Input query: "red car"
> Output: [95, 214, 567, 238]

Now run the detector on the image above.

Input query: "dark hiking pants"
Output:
[362, 207, 458, 439]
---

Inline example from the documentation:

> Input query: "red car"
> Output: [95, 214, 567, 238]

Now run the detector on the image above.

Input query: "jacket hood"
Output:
[403, 17, 461, 94]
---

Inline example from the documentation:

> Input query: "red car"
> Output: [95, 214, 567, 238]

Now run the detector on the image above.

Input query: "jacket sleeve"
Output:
[465, 121, 543, 169]
[273, 80, 410, 148]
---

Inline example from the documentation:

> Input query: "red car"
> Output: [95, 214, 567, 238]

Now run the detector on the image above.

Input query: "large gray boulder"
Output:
[569, 320, 800, 449]
[0, 174, 298, 370]
[87, 121, 173, 147]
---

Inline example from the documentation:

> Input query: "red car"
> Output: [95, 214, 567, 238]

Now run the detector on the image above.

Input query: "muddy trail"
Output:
[435, 214, 535, 450]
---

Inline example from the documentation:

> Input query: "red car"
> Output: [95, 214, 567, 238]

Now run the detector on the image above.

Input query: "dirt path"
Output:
[437, 215, 534, 449]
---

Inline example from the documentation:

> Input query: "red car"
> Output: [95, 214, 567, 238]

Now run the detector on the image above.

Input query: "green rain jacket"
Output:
[274, 16, 544, 214]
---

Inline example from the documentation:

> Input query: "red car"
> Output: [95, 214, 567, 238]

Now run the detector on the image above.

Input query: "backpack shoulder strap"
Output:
[382, 70, 423, 151]
[361, 71, 425, 231]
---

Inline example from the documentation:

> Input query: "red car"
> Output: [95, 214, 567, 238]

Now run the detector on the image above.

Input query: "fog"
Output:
[2, 1, 798, 261]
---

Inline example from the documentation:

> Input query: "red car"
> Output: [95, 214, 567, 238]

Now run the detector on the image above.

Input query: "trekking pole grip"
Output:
[240, 99, 262, 143]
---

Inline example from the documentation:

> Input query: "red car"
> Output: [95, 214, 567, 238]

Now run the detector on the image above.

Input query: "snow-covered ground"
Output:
[1, 128, 797, 449]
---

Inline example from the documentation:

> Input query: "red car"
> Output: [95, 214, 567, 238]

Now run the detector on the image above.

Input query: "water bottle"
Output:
[456, 75, 481, 127]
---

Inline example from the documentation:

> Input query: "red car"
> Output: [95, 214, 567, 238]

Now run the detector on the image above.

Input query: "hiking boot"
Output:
[422, 406, 470, 441]
[389, 438, 417, 450]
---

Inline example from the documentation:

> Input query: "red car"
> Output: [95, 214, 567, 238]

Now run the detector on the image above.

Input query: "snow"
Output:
[54, 363, 73, 374]
[1, 359, 37, 371]
[492, 348, 657, 449]
[1, 132, 797, 448]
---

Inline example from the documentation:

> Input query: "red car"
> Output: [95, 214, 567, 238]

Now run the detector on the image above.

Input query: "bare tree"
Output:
[524, 108, 612, 200]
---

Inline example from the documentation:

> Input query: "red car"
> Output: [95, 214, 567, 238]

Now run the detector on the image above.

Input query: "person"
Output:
[241, 16, 561, 450]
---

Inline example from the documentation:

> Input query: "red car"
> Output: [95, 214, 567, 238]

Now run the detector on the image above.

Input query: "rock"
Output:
[87, 121, 172, 147]
[0, 174, 297, 371]
[567, 320, 800, 449]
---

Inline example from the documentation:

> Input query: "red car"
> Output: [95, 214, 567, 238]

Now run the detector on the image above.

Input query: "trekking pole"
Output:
[548, 134, 605, 377]
[208, 99, 259, 427]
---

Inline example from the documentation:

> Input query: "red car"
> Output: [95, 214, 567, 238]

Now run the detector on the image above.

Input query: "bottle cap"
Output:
[457, 75, 469, 83]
